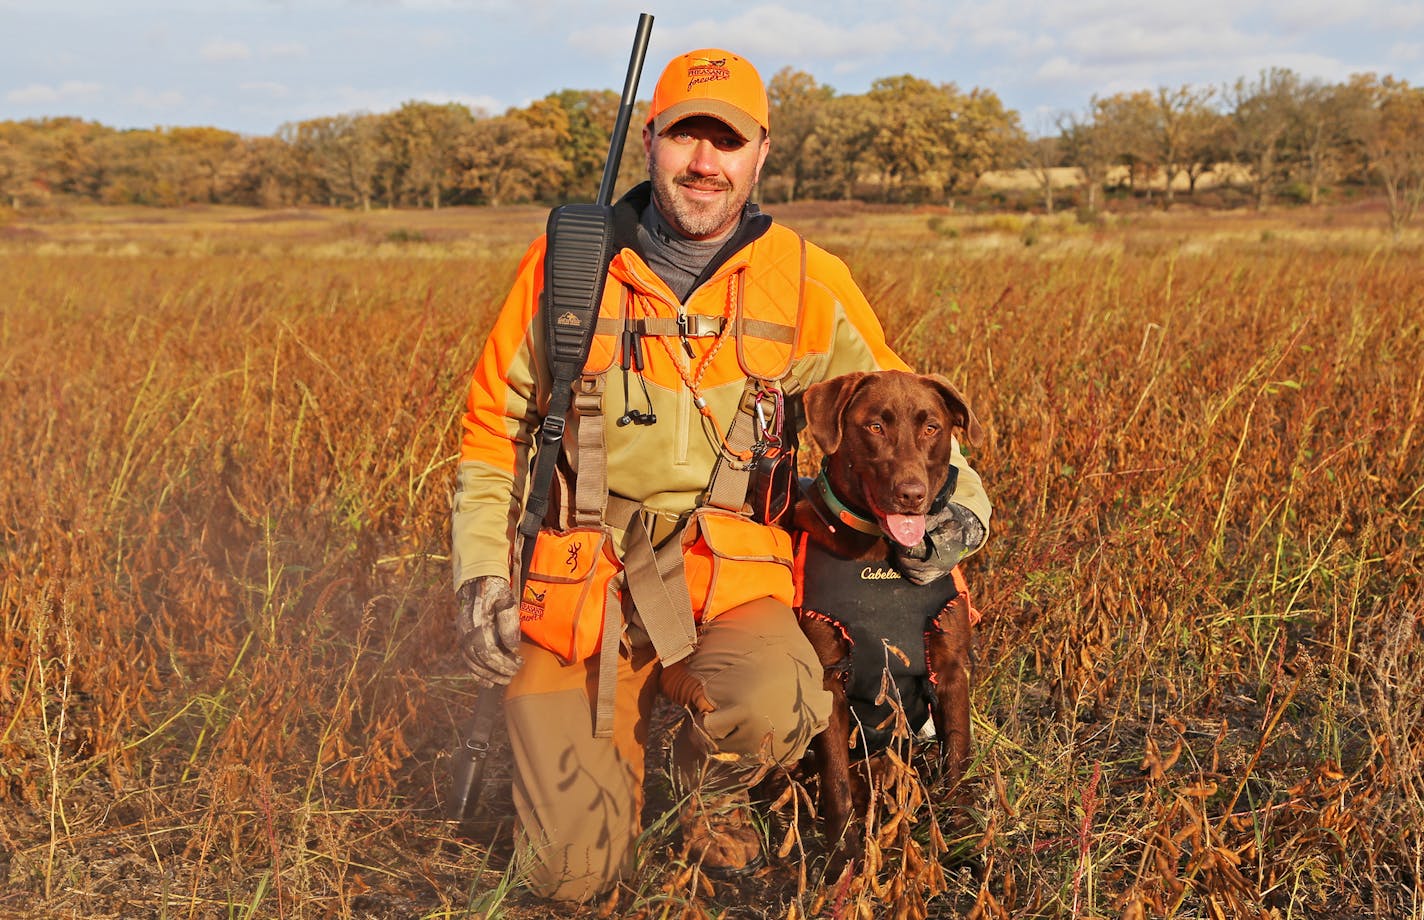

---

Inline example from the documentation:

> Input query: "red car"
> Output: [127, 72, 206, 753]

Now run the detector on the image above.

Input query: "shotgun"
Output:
[447, 11, 655, 823]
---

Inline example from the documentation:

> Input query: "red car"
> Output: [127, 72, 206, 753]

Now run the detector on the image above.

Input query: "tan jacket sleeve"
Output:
[450, 239, 550, 589]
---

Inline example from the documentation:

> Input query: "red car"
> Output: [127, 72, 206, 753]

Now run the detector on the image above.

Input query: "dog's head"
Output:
[803, 370, 982, 548]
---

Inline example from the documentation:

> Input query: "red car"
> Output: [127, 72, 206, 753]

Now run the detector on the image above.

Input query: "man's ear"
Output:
[753, 132, 770, 184]
[925, 374, 983, 445]
[803, 372, 870, 455]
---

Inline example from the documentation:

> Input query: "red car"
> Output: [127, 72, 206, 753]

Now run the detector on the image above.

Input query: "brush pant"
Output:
[503, 597, 830, 903]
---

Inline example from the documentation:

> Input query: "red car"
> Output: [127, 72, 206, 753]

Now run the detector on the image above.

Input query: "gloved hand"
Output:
[456, 576, 523, 687]
[892, 503, 986, 585]
[659, 659, 716, 714]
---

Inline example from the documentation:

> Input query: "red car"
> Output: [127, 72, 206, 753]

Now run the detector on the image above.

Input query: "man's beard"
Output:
[648, 163, 748, 240]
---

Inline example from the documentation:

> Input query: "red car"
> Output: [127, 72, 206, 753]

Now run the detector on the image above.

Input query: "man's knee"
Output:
[687, 598, 832, 766]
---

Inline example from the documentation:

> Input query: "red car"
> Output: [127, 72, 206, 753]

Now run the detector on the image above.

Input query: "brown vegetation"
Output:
[1, 203, 1421, 918]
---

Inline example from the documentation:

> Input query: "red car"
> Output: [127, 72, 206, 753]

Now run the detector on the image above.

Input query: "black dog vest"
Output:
[797, 537, 958, 754]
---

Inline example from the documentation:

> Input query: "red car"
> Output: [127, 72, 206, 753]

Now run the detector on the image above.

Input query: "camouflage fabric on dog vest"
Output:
[797, 538, 958, 753]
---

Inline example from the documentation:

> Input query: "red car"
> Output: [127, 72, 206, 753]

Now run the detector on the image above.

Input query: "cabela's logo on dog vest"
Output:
[798, 537, 958, 753]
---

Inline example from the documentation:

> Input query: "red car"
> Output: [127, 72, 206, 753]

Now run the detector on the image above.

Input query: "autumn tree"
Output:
[380, 101, 476, 209]
[1179, 100, 1231, 195]
[1058, 102, 1113, 213]
[861, 75, 950, 201]
[284, 114, 383, 210]
[0, 131, 41, 209]
[1020, 119, 1062, 213]
[543, 89, 620, 201]
[797, 93, 876, 200]
[1150, 85, 1218, 207]
[1094, 90, 1157, 195]
[1349, 75, 1424, 236]
[163, 126, 242, 204]
[227, 135, 302, 207]
[1290, 78, 1361, 206]
[945, 87, 1024, 196]
[763, 68, 835, 203]
[458, 107, 569, 206]
[1228, 68, 1303, 210]
[25, 117, 109, 199]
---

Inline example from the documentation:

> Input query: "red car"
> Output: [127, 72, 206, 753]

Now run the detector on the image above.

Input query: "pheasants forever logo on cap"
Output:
[686, 56, 731, 91]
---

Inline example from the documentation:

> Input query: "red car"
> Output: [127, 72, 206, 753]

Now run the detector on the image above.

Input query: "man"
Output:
[451, 48, 990, 902]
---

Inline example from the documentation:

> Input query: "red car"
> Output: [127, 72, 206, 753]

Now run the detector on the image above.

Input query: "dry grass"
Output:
[1, 202, 1421, 918]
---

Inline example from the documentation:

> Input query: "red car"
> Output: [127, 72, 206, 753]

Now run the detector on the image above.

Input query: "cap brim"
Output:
[652, 99, 763, 142]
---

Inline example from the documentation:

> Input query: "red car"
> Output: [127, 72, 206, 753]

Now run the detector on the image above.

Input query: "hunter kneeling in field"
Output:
[450, 45, 990, 902]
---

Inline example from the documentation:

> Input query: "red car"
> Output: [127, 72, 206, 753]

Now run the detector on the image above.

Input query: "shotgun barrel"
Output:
[596, 12, 654, 207]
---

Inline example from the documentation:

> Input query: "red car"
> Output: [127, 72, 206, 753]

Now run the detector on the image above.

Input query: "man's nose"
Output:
[686, 139, 720, 174]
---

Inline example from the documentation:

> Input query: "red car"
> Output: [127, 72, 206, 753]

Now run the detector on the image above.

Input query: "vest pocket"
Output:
[519, 527, 622, 664]
[681, 508, 794, 623]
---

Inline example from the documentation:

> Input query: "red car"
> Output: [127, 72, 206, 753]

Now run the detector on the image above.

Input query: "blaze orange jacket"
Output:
[451, 184, 989, 589]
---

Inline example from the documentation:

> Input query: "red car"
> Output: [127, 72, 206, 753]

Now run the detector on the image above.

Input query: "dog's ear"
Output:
[925, 374, 983, 446]
[803, 372, 870, 455]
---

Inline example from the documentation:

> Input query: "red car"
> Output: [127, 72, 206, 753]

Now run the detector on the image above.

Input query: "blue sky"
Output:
[3, 0, 1421, 136]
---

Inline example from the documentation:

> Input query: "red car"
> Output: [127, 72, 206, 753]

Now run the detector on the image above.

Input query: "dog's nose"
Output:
[894, 479, 927, 510]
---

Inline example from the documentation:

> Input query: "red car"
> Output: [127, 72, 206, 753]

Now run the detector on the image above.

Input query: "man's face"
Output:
[644, 115, 771, 241]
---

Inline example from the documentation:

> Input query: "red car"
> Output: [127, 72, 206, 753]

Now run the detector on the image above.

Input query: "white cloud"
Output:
[1059, 21, 1256, 67]
[301, 86, 504, 118]
[201, 39, 252, 62]
[241, 81, 290, 97]
[1390, 41, 1424, 63]
[414, 29, 456, 49]
[127, 88, 185, 108]
[264, 41, 309, 58]
[5, 80, 103, 104]
[571, 5, 907, 63]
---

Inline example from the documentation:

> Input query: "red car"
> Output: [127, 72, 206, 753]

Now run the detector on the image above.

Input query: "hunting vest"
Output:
[795, 533, 961, 754]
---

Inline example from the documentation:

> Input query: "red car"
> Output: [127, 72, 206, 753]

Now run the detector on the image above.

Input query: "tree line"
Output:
[2, 67, 1421, 232]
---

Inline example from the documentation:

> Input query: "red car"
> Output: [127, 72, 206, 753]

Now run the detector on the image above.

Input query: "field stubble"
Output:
[1, 204, 1421, 918]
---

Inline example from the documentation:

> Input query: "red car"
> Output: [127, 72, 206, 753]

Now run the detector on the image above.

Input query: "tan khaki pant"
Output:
[502, 596, 830, 903]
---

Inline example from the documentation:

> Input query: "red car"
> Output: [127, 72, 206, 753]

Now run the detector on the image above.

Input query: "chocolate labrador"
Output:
[793, 369, 983, 851]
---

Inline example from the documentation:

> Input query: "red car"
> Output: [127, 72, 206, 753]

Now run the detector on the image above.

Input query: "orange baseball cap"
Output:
[646, 48, 769, 141]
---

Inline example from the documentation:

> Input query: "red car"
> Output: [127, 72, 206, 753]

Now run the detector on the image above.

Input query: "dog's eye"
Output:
[924, 423, 941, 437]
[867, 422, 884, 434]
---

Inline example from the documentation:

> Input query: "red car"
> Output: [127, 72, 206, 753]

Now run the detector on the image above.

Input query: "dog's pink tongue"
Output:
[884, 514, 926, 547]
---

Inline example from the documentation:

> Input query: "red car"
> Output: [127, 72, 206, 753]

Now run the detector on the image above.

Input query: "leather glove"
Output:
[659, 659, 716, 714]
[892, 503, 986, 586]
[456, 576, 523, 687]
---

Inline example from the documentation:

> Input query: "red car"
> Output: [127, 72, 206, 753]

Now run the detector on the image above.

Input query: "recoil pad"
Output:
[519, 203, 617, 542]
[544, 203, 617, 374]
